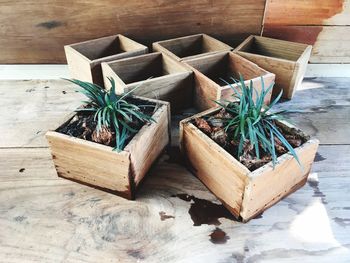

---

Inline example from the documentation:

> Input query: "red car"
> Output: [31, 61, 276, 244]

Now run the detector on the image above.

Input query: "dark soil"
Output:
[57, 98, 157, 149]
[193, 109, 308, 171]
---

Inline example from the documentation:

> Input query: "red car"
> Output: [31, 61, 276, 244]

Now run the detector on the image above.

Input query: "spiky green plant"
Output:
[215, 75, 300, 167]
[65, 78, 155, 151]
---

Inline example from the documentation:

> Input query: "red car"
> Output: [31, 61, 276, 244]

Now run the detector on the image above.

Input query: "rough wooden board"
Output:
[0, 80, 84, 148]
[264, 0, 349, 26]
[0, 145, 349, 262]
[0, 0, 265, 63]
[263, 0, 350, 64]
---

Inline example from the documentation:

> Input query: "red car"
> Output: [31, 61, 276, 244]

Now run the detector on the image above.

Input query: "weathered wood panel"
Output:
[264, 0, 349, 26]
[0, 80, 84, 148]
[263, 0, 350, 63]
[0, 146, 349, 262]
[0, 0, 265, 63]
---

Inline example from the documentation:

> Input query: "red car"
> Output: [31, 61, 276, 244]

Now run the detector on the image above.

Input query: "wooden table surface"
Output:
[0, 78, 350, 262]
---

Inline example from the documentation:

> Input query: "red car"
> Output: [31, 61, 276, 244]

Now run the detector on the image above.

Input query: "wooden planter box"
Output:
[234, 35, 312, 99]
[64, 34, 148, 87]
[46, 97, 170, 200]
[184, 52, 275, 111]
[152, 34, 232, 62]
[101, 52, 192, 112]
[180, 107, 319, 222]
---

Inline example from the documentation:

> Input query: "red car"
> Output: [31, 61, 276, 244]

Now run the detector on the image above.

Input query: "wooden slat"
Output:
[0, 0, 265, 63]
[263, 0, 350, 64]
[264, 0, 349, 26]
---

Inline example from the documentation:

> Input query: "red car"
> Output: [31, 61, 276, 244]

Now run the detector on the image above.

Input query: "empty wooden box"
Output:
[101, 52, 193, 112]
[152, 34, 232, 61]
[46, 97, 170, 199]
[180, 107, 319, 222]
[65, 34, 148, 87]
[234, 35, 312, 99]
[184, 52, 275, 111]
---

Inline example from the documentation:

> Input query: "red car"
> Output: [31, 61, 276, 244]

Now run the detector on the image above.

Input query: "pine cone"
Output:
[91, 126, 113, 145]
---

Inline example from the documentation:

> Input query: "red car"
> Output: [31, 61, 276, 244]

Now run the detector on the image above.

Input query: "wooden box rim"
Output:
[234, 35, 312, 64]
[184, 51, 275, 96]
[180, 107, 319, 179]
[46, 95, 170, 155]
[101, 52, 191, 91]
[64, 34, 148, 65]
[153, 33, 233, 61]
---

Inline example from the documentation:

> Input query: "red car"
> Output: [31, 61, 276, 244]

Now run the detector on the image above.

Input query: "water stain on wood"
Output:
[172, 194, 236, 226]
[159, 211, 175, 221]
[126, 249, 145, 260]
[36, 20, 64, 29]
[209, 227, 230, 244]
[307, 179, 328, 204]
[25, 88, 35, 92]
[14, 216, 27, 222]
[314, 152, 326, 162]
[333, 217, 350, 227]
[19, 168, 25, 173]
[264, 0, 344, 45]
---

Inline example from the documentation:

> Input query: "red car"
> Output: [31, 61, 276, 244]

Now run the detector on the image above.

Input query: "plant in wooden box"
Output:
[234, 35, 312, 99]
[180, 76, 319, 222]
[65, 35, 148, 87]
[46, 78, 170, 199]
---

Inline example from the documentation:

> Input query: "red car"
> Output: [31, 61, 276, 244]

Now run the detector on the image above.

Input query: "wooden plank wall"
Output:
[1, 1, 348, 64]
[263, 0, 350, 63]
[0, 0, 265, 63]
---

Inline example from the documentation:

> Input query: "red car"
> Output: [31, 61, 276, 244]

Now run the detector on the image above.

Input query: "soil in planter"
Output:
[193, 109, 308, 171]
[57, 98, 157, 149]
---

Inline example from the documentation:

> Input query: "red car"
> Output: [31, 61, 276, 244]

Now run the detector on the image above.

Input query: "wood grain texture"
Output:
[0, 0, 265, 63]
[0, 78, 350, 261]
[263, 0, 350, 64]
[0, 146, 350, 262]
[0, 80, 85, 148]
[264, 0, 348, 26]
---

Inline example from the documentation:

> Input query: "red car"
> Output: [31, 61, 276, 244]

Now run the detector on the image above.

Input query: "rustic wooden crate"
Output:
[46, 97, 170, 200]
[64, 34, 148, 87]
[180, 107, 319, 222]
[101, 52, 193, 112]
[152, 34, 232, 61]
[234, 35, 312, 99]
[184, 52, 275, 111]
